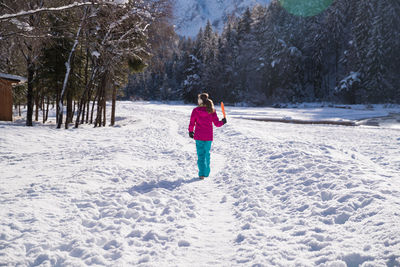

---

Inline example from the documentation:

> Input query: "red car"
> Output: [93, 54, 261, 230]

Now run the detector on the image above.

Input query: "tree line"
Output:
[125, 0, 400, 105]
[0, 0, 172, 127]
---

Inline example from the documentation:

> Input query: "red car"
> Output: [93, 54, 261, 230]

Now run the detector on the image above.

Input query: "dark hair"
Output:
[198, 93, 215, 114]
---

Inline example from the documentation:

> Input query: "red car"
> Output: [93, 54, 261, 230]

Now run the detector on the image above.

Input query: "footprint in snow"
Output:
[178, 240, 190, 247]
[235, 234, 245, 243]
[220, 195, 227, 203]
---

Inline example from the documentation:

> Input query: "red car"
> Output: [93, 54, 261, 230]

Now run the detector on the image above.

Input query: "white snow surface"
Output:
[1, 101, 400, 266]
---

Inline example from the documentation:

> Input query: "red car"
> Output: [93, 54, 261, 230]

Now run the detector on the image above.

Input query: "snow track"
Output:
[136, 106, 238, 265]
[175, 153, 237, 266]
[1, 102, 400, 266]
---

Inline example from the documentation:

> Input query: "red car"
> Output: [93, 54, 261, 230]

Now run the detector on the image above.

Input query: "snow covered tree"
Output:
[1, 0, 173, 127]
[325, 0, 348, 88]
[198, 21, 219, 97]
[352, 0, 375, 102]
[36, 12, 76, 124]
[212, 24, 237, 103]
[71, 0, 400, 105]
[182, 53, 202, 103]
[235, 7, 254, 97]
[0, 1, 49, 126]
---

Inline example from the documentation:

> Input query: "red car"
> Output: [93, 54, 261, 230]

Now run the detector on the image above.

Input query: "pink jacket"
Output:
[188, 107, 224, 141]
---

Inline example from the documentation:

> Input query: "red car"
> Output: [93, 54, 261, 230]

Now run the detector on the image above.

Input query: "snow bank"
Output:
[227, 104, 400, 121]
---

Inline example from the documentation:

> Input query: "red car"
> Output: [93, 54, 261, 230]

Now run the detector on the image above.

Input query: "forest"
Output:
[0, 0, 172, 127]
[126, 0, 400, 105]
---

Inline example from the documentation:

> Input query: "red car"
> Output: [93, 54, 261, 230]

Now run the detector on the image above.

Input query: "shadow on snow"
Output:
[128, 177, 200, 194]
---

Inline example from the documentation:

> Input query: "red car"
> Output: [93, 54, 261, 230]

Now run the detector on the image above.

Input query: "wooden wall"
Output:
[0, 78, 13, 121]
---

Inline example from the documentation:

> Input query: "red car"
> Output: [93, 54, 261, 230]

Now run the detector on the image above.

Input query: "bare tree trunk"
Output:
[75, 43, 97, 129]
[81, 40, 90, 125]
[94, 75, 106, 128]
[90, 92, 97, 124]
[68, 93, 73, 123]
[75, 67, 96, 128]
[45, 96, 49, 122]
[73, 101, 76, 120]
[75, 99, 84, 128]
[86, 88, 92, 123]
[56, 88, 60, 124]
[42, 94, 45, 123]
[18, 104, 21, 117]
[95, 71, 108, 127]
[58, 8, 86, 129]
[102, 97, 106, 127]
[73, 43, 83, 128]
[80, 97, 86, 124]
[26, 58, 34, 126]
[95, 94, 102, 127]
[110, 85, 116, 126]
[35, 88, 39, 121]
[65, 89, 73, 128]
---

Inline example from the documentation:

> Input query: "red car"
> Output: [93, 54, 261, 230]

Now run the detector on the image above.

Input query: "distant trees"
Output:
[4, 0, 396, 113]
[0, 0, 172, 127]
[0, 1, 47, 126]
[126, 0, 400, 105]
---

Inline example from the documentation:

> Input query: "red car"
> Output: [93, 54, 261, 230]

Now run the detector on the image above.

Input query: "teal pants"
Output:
[196, 140, 212, 177]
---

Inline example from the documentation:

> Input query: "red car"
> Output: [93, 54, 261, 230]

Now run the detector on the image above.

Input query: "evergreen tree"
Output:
[364, 2, 390, 102]
[182, 53, 202, 103]
[122, 0, 400, 105]
[37, 13, 76, 124]
[326, 0, 348, 90]
[199, 21, 219, 96]
[353, 0, 375, 102]
[212, 24, 236, 102]
[235, 7, 254, 98]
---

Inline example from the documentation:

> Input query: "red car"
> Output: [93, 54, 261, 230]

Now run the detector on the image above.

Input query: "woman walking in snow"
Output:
[188, 93, 227, 179]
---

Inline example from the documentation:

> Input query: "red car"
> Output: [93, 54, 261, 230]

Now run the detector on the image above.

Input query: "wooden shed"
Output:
[0, 73, 26, 121]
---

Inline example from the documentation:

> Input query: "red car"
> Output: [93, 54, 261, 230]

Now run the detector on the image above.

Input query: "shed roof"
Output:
[0, 72, 27, 83]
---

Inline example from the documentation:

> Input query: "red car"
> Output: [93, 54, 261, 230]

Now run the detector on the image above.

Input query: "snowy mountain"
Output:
[173, 0, 270, 37]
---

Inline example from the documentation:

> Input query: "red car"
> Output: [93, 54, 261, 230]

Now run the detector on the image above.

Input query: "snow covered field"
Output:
[1, 101, 400, 266]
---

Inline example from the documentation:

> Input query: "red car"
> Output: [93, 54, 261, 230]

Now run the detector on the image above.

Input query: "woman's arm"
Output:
[188, 109, 197, 132]
[212, 112, 225, 127]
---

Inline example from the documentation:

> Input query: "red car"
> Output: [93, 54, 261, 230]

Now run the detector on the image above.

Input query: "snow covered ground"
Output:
[1, 101, 400, 266]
